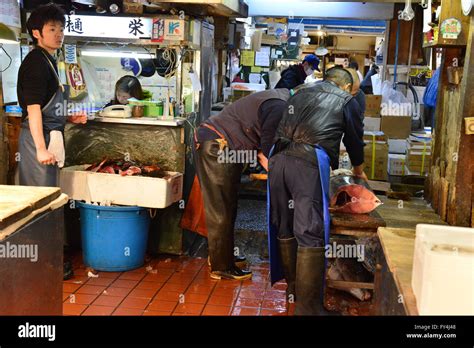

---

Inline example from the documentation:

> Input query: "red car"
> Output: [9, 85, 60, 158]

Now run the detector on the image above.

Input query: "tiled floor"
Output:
[63, 253, 294, 316]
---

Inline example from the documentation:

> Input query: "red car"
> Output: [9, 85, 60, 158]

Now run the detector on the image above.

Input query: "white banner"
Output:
[64, 15, 153, 39]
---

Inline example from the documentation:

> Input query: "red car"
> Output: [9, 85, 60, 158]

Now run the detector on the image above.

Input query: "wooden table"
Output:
[331, 209, 386, 237]
[0, 185, 68, 315]
[325, 210, 386, 313]
[373, 227, 419, 315]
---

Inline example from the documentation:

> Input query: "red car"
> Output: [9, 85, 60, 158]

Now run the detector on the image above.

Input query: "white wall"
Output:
[79, 55, 177, 107]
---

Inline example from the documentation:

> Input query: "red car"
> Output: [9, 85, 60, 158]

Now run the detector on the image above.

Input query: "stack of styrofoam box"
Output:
[412, 224, 474, 315]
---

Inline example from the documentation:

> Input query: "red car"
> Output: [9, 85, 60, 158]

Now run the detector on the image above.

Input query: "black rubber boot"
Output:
[194, 140, 252, 281]
[63, 260, 74, 281]
[278, 237, 297, 301]
[294, 246, 332, 315]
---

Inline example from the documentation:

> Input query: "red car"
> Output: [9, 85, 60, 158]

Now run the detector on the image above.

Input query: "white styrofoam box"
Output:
[388, 139, 408, 154]
[339, 151, 352, 170]
[412, 224, 474, 315]
[364, 117, 381, 132]
[231, 82, 266, 92]
[60, 165, 183, 209]
[388, 154, 406, 176]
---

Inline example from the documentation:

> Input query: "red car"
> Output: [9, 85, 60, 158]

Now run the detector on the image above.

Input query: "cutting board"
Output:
[0, 186, 61, 230]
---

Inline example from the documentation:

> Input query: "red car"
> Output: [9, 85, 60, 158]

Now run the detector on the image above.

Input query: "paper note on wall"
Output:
[249, 73, 261, 84]
[188, 72, 202, 91]
[255, 46, 270, 67]
[241, 50, 255, 66]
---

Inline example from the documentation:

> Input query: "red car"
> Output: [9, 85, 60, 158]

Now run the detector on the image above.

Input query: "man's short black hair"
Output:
[349, 61, 359, 71]
[325, 67, 353, 89]
[27, 3, 66, 45]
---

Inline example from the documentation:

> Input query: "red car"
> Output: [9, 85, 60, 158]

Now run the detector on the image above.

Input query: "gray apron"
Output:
[19, 51, 68, 187]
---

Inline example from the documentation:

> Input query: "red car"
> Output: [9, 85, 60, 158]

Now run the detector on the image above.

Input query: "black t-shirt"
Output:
[17, 47, 59, 120]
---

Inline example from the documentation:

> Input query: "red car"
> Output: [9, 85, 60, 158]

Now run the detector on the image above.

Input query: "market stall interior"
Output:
[0, 0, 473, 317]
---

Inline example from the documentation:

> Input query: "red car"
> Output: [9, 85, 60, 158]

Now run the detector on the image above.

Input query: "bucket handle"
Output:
[148, 209, 157, 219]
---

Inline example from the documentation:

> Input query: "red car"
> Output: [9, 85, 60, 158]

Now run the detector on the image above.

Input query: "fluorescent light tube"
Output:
[81, 51, 155, 58]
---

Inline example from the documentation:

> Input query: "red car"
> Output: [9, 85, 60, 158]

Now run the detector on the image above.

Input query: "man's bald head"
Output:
[345, 68, 360, 96]
[325, 67, 353, 94]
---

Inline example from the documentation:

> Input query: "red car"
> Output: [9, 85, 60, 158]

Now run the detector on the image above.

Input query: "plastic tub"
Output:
[77, 202, 150, 271]
[412, 224, 474, 315]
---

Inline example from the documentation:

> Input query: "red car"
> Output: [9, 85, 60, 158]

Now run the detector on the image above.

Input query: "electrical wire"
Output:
[0, 44, 12, 72]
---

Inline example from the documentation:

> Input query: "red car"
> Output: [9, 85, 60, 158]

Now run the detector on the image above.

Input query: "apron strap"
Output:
[39, 50, 65, 93]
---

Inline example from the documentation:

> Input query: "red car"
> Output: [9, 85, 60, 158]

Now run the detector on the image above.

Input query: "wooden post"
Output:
[448, 15, 474, 226]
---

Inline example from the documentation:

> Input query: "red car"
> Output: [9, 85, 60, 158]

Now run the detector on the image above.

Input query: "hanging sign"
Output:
[64, 15, 152, 39]
[440, 18, 462, 40]
[164, 19, 185, 41]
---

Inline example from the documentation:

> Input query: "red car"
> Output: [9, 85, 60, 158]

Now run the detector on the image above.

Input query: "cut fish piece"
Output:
[329, 175, 382, 214]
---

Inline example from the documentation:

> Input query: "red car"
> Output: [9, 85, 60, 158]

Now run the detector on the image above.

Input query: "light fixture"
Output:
[80, 51, 156, 58]
[401, 0, 415, 21]
[0, 23, 18, 44]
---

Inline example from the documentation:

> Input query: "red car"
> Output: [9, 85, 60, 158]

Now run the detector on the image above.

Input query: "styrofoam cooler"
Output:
[412, 224, 474, 315]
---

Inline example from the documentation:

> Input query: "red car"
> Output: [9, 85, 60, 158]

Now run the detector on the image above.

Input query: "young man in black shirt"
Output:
[17, 3, 74, 279]
[17, 3, 66, 184]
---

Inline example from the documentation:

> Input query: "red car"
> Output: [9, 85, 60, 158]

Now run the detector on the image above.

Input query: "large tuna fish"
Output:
[329, 173, 382, 214]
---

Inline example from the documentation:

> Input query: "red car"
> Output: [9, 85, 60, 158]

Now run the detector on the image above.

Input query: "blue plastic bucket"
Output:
[77, 202, 150, 271]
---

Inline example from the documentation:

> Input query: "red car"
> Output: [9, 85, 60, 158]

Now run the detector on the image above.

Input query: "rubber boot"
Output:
[63, 260, 74, 280]
[294, 246, 332, 315]
[277, 237, 297, 301]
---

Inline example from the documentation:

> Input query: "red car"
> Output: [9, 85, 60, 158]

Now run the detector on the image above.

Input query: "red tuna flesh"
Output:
[329, 175, 382, 214]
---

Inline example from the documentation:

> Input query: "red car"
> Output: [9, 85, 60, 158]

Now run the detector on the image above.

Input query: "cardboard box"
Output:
[381, 116, 412, 139]
[364, 117, 381, 132]
[364, 142, 388, 181]
[364, 131, 387, 143]
[388, 154, 406, 176]
[388, 139, 408, 154]
[365, 95, 382, 117]
[60, 165, 183, 209]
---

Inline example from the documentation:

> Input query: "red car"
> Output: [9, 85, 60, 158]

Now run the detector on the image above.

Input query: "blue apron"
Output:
[267, 145, 331, 284]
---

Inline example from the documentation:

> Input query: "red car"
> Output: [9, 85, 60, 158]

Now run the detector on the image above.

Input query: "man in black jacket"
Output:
[194, 89, 290, 280]
[275, 54, 320, 90]
[268, 67, 367, 315]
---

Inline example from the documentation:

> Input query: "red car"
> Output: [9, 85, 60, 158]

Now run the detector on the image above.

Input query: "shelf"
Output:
[423, 41, 467, 49]
[89, 116, 185, 127]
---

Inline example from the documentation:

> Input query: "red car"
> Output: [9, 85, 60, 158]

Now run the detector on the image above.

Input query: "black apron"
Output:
[18, 51, 68, 187]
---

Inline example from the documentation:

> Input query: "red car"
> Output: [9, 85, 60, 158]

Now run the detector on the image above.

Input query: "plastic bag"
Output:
[380, 80, 412, 116]
[423, 69, 440, 108]
[371, 73, 382, 95]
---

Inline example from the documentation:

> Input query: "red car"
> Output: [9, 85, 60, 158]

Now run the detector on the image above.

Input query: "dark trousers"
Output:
[193, 140, 243, 271]
[269, 153, 324, 248]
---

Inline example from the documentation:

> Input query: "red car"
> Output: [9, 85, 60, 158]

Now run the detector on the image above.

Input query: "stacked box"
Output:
[388, 154, 406, 176]
[364, 131, 389, 181]
[388, 139, 407, 154]
[339, 150, 352, 170]
[405, 136, 432, 176]
[381, 115, 412, 139]
[364, 117, 381, 132]
[365, 95, 382, 117]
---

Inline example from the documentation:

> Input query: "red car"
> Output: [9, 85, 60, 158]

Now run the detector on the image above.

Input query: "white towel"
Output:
[47, 130, 65, 168]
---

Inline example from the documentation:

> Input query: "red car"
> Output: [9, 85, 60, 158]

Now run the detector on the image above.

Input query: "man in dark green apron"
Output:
[17, 3, 72, 278]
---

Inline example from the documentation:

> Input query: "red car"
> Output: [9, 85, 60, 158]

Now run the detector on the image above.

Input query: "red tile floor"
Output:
[63, 253, 295, 316]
